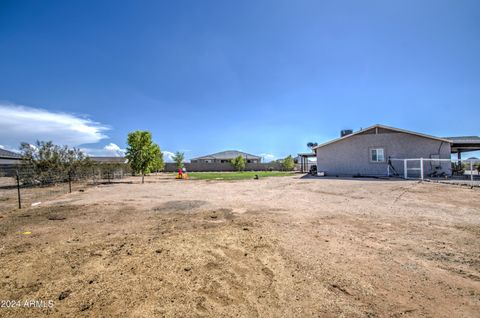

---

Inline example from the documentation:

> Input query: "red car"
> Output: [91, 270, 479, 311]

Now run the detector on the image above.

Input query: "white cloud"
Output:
[260, 153, 277, 162]
[81, 143, 125, 157]
[0, 103, 108, 147]
[163, 151, 175, 162]
[104, 143, 125, 156]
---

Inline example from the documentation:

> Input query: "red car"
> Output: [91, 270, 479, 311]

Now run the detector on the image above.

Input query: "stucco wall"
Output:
[315, 132, 451, 177]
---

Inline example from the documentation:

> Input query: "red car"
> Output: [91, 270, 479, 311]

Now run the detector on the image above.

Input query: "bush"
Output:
[230, 155, 246, 171]
[19, 141, 92, 185]
[282, 155, 295, 171]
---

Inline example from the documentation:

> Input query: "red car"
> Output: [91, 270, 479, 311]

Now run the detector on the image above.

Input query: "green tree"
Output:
[125, 131, 160, 183]
[282, 155, 295, 171]
[172, 152, 185, 169]
[230, 155, 246, 171]
[151, 144, 165, 172]
[19, 141, 91, 184]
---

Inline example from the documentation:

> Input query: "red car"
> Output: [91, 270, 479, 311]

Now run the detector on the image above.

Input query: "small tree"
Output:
[282, 155, 295, 171]
[230, 155, 246, 171]
[125, 131, 160, 183]
[150, 144, 165, 172]
[172, 152, 185, 169]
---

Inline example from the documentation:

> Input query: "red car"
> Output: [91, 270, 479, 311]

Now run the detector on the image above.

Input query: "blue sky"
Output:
[0, 0, 479, 161]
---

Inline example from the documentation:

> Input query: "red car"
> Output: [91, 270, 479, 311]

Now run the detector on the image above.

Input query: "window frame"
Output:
[369, 147, 386, 163]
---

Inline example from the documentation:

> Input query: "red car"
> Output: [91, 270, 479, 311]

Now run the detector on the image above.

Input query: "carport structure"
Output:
[445, 136, 480, 159]
[297, 152, 316, 173]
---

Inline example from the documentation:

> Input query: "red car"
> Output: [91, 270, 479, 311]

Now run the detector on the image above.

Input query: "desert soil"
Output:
[0, 174, 479, 317]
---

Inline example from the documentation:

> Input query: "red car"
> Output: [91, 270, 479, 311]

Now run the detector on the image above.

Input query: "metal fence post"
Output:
[404, 160, 407, 179]
[16, 171, 21, 209]
[420, 158, 424, 180]
[68, 171, 72, 193]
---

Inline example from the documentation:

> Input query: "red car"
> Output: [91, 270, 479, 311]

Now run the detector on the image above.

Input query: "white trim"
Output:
[369, 147, 386, 163]
[312, 124, 452, 150]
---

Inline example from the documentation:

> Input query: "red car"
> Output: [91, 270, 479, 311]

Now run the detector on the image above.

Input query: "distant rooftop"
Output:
[0, 148, 22, 159]
[191, 150, 261, 161]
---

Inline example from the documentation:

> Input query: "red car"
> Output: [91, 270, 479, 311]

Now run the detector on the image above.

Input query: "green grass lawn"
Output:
[178, 171, 295, 180]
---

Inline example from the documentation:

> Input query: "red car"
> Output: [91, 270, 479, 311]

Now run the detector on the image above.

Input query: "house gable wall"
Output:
[316, 132, 451, 176]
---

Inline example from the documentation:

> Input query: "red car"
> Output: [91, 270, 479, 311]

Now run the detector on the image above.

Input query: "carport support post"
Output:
[420, 158, 424, 180]
[404, 160, 408, 179]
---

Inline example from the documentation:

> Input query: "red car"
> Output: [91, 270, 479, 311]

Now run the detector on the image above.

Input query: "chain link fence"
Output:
[0, 163, 131, 213]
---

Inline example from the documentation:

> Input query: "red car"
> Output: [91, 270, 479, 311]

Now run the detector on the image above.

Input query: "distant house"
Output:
[190, 150, 262, 164]
[88, 156, 129, 179]
[0, 149, 22, 177]
[0, 148, 22, 165]
[311, 124, 454, 177]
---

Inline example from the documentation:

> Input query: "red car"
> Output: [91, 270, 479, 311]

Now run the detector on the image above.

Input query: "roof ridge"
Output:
[191, 150, 261, 160]
[312, 124, 452, 150]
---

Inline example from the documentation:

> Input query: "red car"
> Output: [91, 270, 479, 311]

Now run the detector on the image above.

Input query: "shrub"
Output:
[19, 141, 92, 185]
[282, 155, 295, 171]
[230, 155, 246, 171]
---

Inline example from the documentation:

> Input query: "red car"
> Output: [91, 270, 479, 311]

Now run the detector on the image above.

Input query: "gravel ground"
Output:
[0, 174, 479, 317]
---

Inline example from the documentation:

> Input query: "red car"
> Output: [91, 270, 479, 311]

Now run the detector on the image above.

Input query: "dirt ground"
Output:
[0, 174, 479, 317]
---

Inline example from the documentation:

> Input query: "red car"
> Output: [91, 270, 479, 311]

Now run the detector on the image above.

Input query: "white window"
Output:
[370, 148, 385, 162]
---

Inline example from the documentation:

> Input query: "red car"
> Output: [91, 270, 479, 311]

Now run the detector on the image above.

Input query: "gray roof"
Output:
[0, 148, 22, 160]
[89, 156, 127, 164]
[444, 136, 480, 143]
[312, 124, 452, 150]
[191, 150, 261, 161]
[297, 152, 316, 157]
